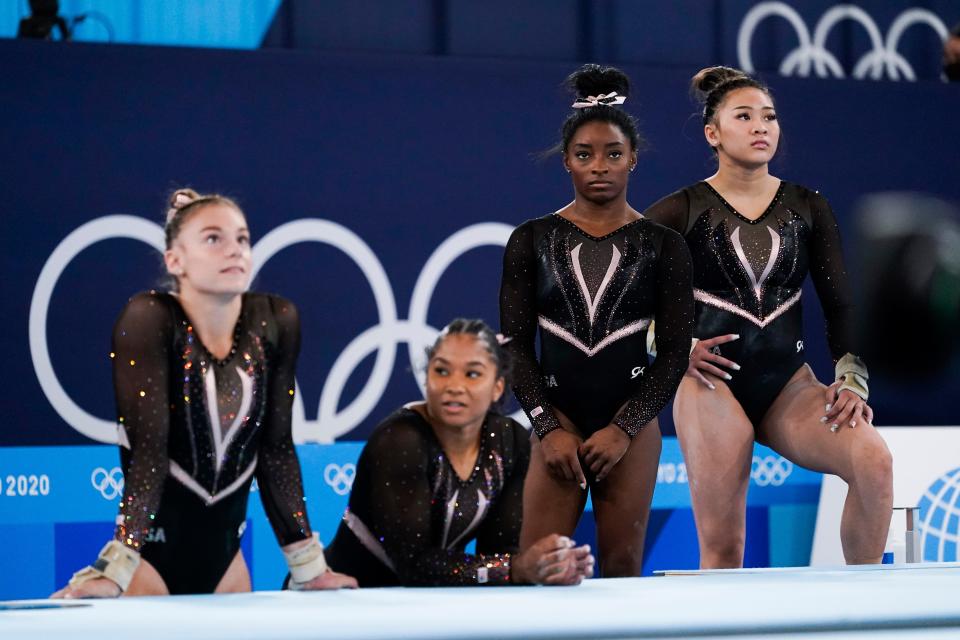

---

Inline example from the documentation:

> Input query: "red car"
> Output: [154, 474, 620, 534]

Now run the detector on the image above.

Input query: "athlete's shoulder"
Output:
[367, 406, 433, 452]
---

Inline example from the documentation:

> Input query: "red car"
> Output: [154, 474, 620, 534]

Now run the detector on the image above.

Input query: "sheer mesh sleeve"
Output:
[499, 222, 562, 439]
[255, 296, 311, 546]
[359, 421, 513, 586]
[613, 229, 694, 436]
[475, 420, 529, 558]
[807, 192, 856, 362]
[643, 189, 691, 236]
[112, 292, 174, 551]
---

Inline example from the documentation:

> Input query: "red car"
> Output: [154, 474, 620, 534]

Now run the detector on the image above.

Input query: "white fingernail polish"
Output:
[732, 364, 741, 371]
[709, 383, 716, 390]
[732, 334, 740, 340]
[724, 374, 732, 380]
[820, 417, 827, 423]
[825, 404, 832, 412]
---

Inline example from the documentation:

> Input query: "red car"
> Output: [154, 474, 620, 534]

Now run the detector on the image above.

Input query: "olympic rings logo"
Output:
[91, 466, 124, 500]
[324, 463, 356, 496]
[738, 2, 949, 81]
[29, 215, 521, 444]
[751, 455, 793, 487]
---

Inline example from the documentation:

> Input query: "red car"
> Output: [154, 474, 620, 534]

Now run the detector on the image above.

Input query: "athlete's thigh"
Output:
[590, 420, 661, 554]
[758, 364, 886, 478]
[519, 432, 588, 550]
[125, 558, 170, 596]
[674, 374, 755, 521]
[214, 550, 252, 593]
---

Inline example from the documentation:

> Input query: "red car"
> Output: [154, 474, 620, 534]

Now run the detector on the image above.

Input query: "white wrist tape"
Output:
[284, 534, 328, 586]
[835, 353, 869, 401]
[69, 540, 141, 592]
[645, 322, 657, 358]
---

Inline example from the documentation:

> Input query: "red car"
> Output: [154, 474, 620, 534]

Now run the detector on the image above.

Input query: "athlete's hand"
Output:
[579, 425, 630, 481]
[51, 577, 121, 599]
[512, 534, 594, 585]
[540, 429, 587, 489]
[823, 383, 873, 431]
[292, 569, 358, 590]
[688, 334, 741, 389]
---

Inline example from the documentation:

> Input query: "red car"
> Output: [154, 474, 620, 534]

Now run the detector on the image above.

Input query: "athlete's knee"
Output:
[850, 433, 893, 492]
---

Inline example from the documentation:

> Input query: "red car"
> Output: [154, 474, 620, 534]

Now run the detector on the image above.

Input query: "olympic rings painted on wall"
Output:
[751, 455, 794, 487]
[738, 2, 949, 81]
[91, 466, 125, 500]
[29, 215, 519, 444]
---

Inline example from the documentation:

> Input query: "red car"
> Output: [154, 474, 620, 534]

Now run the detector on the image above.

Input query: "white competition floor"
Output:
[3, 563, 960, 639]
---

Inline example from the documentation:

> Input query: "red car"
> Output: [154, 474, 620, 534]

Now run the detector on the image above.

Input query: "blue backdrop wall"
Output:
[1, 38, 959, 596]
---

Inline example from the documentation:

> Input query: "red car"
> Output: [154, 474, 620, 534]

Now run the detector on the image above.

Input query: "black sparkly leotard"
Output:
[324, 407, 529, 587]
[645, 181, 855, 426]
[111, 291, 311, 594]
[499, 214, 694, 439]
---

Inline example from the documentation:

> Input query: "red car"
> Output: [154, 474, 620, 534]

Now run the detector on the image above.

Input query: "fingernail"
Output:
[820, 416, 827, 423]
[732, 334, 740, 340]
[708, 383, 716, 390]
[558, 536, 571, 546]
[825, 404, 832, 412]
[851, 421, 857, 428]
[732, 363, 741, 371]
[724, 373, 732, 381]
[579, 481, 587, 490]
[830, 424, 839, 432]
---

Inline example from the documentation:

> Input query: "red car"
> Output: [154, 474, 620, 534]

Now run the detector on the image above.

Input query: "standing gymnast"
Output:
[500, 65, 694, 577]
[644, 67, 893, 568]
[53, 189, 356, 597]
[323, 319, 594, 586]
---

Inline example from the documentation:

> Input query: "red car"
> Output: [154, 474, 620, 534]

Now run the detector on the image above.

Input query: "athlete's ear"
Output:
[704, 123, 720, 149]
[164, 248, 183, 277]
[491, 376, 505, 404]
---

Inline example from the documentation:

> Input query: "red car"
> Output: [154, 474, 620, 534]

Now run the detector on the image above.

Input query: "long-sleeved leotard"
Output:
[324, 407, 529, 587]
[111, 290, 310, 593]
[645, 181, 856, 425]
[499, 213, 694, 439]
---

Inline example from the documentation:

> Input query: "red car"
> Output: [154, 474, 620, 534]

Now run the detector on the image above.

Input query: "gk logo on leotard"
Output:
[796, 340, 804, 353]
[631, 366, 645, 379]
[324, 463, 356, 496]
[29, 216, 526, 444]
[750, 455, 793, 487]
[737, 2, 949, 81]
[91, 466, 124, 500]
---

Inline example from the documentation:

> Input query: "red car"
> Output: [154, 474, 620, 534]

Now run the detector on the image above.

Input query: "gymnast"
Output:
[323, 319, 594, 586]
[644, 66, 893, 568]
[500, 64, 694, 576]
[53, 189, 356, 596]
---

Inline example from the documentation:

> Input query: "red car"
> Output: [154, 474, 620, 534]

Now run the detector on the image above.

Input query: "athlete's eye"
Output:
[205, 234, 220, 244]
[765, 113, 777, 122]
[433, 366, 449, 376]
[736, 113, 750, 120]
[237, 234, 250, 245]
[574, 151, 590, 160]
[609, 150, 623, 159]
[466, 370, 482, 379]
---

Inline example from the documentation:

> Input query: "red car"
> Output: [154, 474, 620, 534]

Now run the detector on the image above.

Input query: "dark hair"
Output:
[557, 64, 644, 153]
[691, 65, 772, 126]
[164, 187, 242, 250]
[425, 318, 512, 387]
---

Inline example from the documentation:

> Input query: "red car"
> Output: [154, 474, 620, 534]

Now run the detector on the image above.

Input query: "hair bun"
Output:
[566, 64, 630, 102]
[166, 188, 200, 223]
[691, 66, 748, 102]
